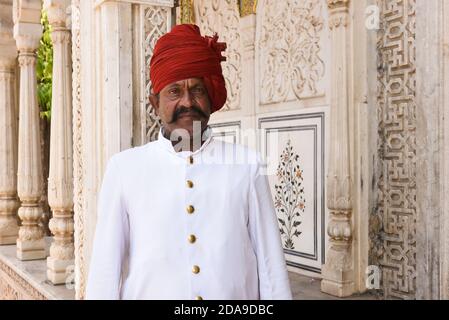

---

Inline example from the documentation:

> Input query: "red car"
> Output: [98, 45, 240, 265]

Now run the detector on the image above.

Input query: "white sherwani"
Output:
[85, 129, 292, 300]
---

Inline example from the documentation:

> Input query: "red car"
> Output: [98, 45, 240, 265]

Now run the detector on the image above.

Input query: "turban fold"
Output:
[149, 24, 227, 113]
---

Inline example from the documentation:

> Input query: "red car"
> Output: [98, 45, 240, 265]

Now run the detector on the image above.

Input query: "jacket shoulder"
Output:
[108, 142, 154, 168]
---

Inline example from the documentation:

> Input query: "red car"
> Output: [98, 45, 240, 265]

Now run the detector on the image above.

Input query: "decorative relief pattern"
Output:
[18, 54, 36, 67]
[144, 6, 169, 142]
[0, 281, 20, 300]
[195, 0, 242, 111]
[258, 0, 325, 104]
[371, 0, 417, 300]
[275, 140, 306, 250]
[71, 0, 85, 300]
[0, 260, 47, 300]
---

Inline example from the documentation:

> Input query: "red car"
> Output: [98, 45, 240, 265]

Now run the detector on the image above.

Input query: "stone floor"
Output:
[289, 272, 378, 300]
[0, 239, 376, 300]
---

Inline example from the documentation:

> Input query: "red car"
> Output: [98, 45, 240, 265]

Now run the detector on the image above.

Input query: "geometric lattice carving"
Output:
[144, 6, 168, 142]
[258, 0, 325, 104]
[274, 140, 306, 250]
[370, 0, 417, 300]
[195, 0, 242, 111]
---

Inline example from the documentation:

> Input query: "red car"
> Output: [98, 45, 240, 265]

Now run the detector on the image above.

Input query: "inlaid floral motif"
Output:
[274, 140, 306, 249]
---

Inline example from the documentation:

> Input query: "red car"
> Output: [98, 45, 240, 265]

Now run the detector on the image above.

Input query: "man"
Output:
[86, 24, 292, 300]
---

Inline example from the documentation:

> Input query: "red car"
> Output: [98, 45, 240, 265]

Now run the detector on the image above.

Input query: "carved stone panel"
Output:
[370, 0, 417, 300]
[258, 0, 326, 105]
[143, 6, 170, 142]
[0, 260, 47, 300]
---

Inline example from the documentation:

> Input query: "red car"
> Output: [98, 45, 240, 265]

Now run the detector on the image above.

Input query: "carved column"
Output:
[321, 0, 355, 297]
[44, 0, 74, 285]
[13, 0, 45, 260]
[0, 0, 20, 245]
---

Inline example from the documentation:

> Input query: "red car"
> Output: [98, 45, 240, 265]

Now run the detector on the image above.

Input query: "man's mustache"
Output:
[170, 106, 207, 123]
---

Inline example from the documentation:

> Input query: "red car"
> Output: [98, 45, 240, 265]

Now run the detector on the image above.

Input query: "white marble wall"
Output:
[415, 0, 449, 300]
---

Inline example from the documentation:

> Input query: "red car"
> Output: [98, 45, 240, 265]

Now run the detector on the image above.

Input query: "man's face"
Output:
[150, 78, 211, 138]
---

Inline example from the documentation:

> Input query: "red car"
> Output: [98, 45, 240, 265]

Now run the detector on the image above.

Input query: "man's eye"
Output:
[192, 87, 205, 94]
[168, 89, 180, 96]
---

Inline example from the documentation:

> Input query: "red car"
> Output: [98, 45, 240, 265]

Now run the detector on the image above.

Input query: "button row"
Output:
[186, 161, 199, 300]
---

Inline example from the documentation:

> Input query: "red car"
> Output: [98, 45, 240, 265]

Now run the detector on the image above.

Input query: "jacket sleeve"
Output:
[85, 155, 129, 300]
[248, 158, 293, 300]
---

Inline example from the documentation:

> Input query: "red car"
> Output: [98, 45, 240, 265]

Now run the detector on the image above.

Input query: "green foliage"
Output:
[36, 10, 53, 121]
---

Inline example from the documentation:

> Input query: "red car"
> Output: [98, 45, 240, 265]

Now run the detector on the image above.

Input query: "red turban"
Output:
[149, 24, 227, 113]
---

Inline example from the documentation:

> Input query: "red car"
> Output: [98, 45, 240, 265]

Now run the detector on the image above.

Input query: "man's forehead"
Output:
[166, 78, 205, 88]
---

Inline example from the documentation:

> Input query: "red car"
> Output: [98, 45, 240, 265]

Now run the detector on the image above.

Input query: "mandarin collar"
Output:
[157, 126, 214, 157]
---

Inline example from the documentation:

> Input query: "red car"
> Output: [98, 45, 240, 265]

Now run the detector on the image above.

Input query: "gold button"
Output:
[188, 156, 194, 164]
[186, 205, 195, 214]
[192, 265, 200, 274]
[195, 296, 203, 300]
[188, 234, 196, 243]
[186, 180, 194, 188]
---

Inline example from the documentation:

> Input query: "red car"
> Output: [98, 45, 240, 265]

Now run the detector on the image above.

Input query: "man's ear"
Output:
[149, 93, 160, 116]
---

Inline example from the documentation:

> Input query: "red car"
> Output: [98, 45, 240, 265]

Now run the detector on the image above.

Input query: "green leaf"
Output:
[37, 9, 53, 121]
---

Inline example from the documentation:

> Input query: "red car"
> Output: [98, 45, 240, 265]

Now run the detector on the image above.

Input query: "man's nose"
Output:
[179, 90, 194, 108]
